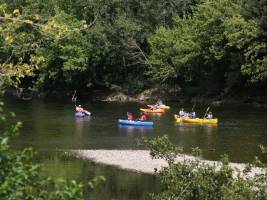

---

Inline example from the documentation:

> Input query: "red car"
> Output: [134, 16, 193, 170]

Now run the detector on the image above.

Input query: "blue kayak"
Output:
[75, 111, 92, 118]
[75, 112, 86, 117]
[118, 119, 153, 126]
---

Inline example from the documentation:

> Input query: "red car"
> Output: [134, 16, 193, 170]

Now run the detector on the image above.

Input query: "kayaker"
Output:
[156, 99, 163, 105]
[189, 111, 196, 118]
[192, 111, 196, 118]
[139, 112, 148, 121]
[206, 112, 213, 119]
[76, 105, 91, 116]
[184, 112, 189, 117]
[179, 108, 185, 117]
[127, 112, 134, 121]
[151, 104, 158, 110]
[76, 105, 84, 112]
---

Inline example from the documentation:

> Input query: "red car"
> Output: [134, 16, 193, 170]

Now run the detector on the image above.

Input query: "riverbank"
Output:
[3, 87, 267, 108]
[72, 150, 265, 178]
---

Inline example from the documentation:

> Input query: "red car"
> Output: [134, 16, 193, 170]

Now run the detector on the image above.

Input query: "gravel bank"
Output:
[72, 150, 266, 177]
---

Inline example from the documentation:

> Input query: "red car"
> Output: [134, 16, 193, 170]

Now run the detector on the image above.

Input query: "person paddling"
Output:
[206, 111, 213, 119]
[139, 112, 148, 121]
[127, 112, 134, 121]
[76, 105, 91, 116]
[179, 108, 185, 117]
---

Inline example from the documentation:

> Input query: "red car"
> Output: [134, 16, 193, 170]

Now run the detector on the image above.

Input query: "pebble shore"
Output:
[72, 150, 266, 177]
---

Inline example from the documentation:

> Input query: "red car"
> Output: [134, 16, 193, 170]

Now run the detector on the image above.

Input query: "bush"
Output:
[141, 135, 267, 200]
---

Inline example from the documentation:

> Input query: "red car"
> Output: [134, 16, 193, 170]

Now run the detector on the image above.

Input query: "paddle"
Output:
[191, 104, 196, 111]
[72, 90, 77, 107]
[203, 106, 210, 119]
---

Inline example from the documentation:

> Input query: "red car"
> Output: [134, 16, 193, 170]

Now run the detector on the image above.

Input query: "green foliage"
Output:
[191, 147, 202, 157]
[0, 2, 88, 90]
[0, 100, 105, 199]
[1, 0, 202, 93]
[141, 135, 183, 164]
[148, 0, 267, 94]
[142, 135, 267, 200]
[35, 11, 89, 90]
[2, 0, 267, 96]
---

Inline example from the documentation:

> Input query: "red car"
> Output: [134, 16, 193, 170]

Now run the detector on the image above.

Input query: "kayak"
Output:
[182, 118, 218, 124]
[75, 111, 91, 117]
[174, 114, 185, 123]
[174, 114, 218, 124]
[140, 108, 165, 113]
[118, 119, 154, 126]
[147, 104, 170, 110]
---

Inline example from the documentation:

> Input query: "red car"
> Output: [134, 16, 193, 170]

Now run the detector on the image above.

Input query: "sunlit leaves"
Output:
[224, 15, 259, 49]
[4, 36, 13, 44]
[0, 3, 88, 89]
[12, 9, 20, 17]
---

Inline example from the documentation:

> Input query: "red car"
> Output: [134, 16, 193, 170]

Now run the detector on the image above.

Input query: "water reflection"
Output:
[75, 116, 91, 137]
[146, 113, 164, 121]
[6, 97, 267, 163]
[38, 151, 160, 200]
[174, 122, 218, 134]
[118, 125, 153, 136]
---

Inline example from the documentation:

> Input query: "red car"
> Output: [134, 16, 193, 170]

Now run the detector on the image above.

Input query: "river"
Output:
[4, 96, 267, 199]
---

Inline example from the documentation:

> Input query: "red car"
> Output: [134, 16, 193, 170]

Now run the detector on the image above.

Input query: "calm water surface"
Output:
[3, 97, 267, 199]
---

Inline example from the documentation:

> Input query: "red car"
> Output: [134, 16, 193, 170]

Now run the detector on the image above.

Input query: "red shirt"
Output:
[140, 115, 147, 121]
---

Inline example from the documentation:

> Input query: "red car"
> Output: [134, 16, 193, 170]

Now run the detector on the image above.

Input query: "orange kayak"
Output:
[147, 104, 170, 109]
[140, 108, 165, 113]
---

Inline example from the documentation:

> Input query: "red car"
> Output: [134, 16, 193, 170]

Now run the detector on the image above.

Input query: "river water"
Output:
[4, 97, 267, 199]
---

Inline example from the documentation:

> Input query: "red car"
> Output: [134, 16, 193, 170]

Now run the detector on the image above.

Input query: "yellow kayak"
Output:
[174, 114, 191, 123]
[182, 118, 218, 124]
[174, 115, 218, 124]
[140, 108, 165, 113]
[174, 114, 183, 123]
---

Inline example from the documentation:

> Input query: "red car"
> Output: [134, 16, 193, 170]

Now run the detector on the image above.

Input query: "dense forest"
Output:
[1, 0, 267, 98]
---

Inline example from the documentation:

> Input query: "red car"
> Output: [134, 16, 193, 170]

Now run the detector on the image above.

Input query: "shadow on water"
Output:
[37, 151, 160, 200]
[118, 125, 154, 137]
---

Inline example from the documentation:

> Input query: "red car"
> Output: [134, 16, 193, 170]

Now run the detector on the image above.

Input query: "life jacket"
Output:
[140, 115, 147, 121]
[207, 114, 213, 119]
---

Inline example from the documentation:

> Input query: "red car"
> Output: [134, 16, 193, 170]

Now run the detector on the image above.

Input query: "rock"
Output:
[103, 92, 137, 102]
[136, 88, 159, 102]
[211, 100, 223, 107]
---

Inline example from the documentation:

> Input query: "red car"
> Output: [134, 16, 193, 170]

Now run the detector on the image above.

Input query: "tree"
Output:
[147, 0, 266, 95]
[0, 2, 89, 93]
[241, 0, 267, 82]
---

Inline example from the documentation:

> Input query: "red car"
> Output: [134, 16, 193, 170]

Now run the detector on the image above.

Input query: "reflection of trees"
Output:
[174, 123, 219, 158]
[75, 116, 91, 137]
[118, 125, 153, 137]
